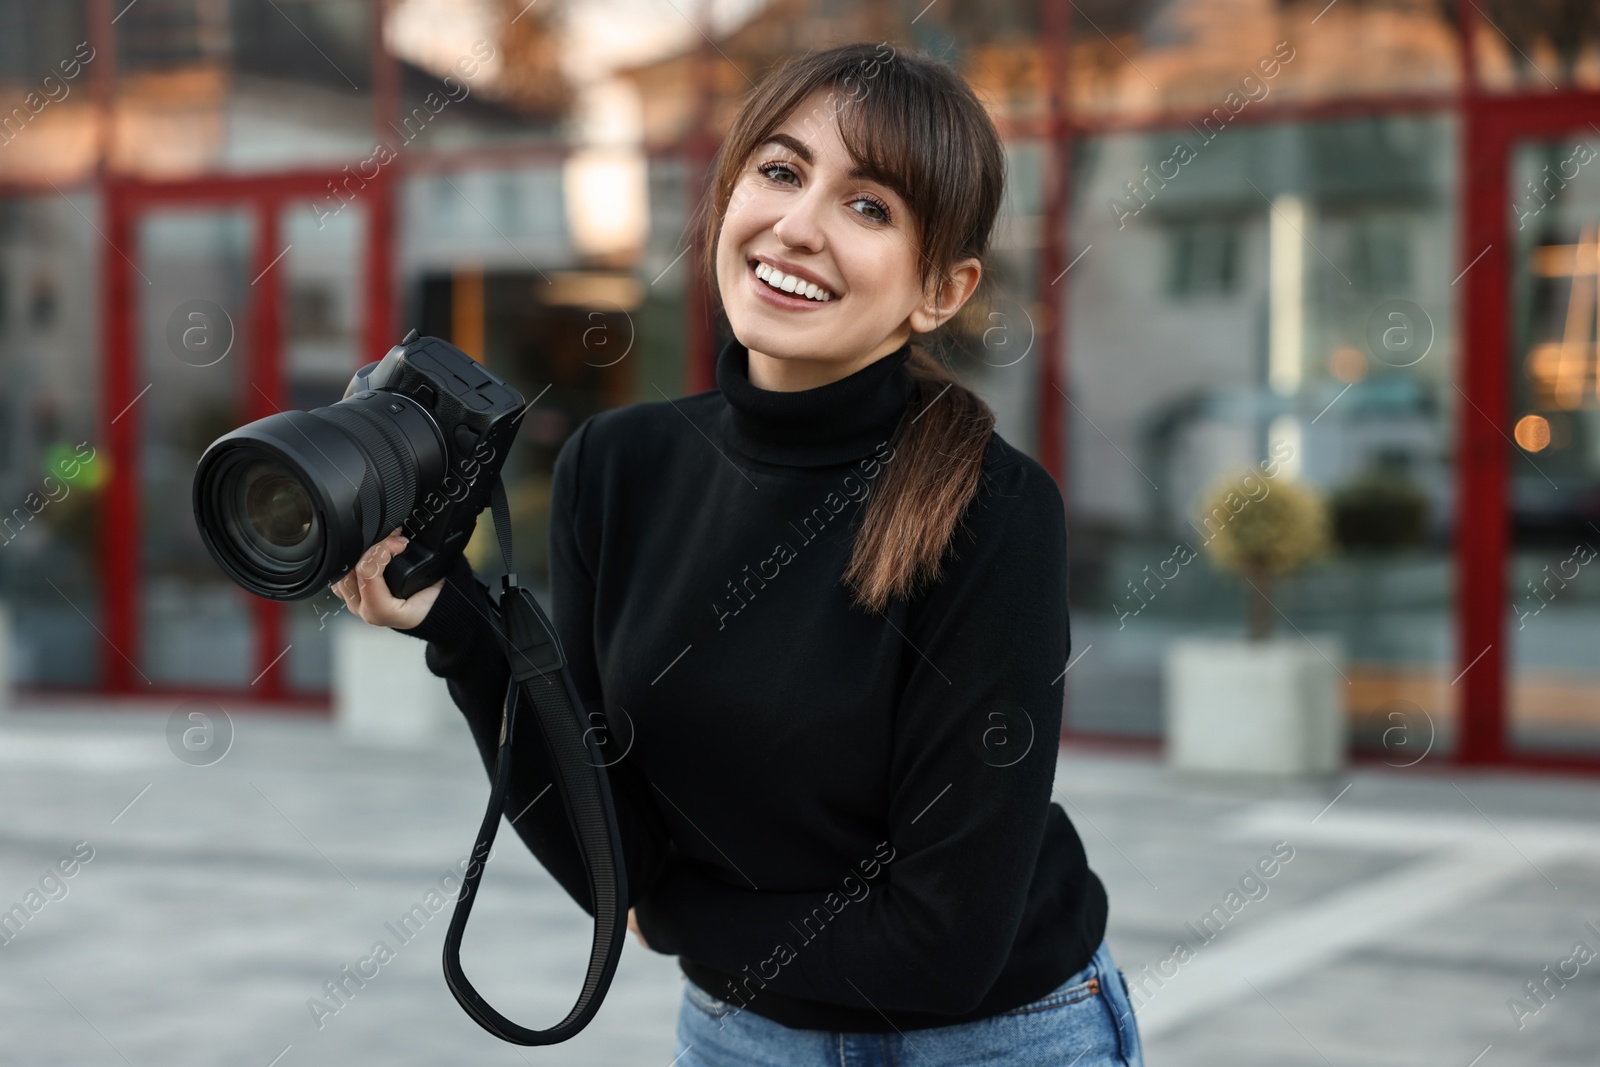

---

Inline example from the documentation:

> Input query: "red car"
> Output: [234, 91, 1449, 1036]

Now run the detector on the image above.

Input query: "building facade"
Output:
[1, 0, 1597, 771]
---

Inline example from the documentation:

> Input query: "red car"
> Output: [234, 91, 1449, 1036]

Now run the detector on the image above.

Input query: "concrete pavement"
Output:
[1, 700, 1596, 1066]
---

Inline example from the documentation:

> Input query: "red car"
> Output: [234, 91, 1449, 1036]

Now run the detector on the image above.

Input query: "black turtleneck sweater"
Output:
[396, 336, 1107, 1033]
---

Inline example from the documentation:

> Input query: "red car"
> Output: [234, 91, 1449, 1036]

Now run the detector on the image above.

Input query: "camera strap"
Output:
[440, 472, 630, 1045]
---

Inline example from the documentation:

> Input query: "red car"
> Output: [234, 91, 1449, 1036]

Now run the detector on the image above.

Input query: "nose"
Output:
[771, 184, 826, 254]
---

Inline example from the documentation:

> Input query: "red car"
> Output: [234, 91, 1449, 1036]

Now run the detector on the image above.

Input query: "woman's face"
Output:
[714, 88, 980, 390]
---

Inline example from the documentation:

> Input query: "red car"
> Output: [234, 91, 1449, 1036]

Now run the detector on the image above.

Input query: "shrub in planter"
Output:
[1197, 470, 1333, 638]
[1169, 470, 1344, 775]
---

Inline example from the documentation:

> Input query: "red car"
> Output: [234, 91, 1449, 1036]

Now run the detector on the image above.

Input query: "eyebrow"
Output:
[758, 132, 906, 202]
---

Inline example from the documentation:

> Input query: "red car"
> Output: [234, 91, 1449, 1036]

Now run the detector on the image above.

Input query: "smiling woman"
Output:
[696, 42, 1008, 615]
[362, 39, 1138, 1067]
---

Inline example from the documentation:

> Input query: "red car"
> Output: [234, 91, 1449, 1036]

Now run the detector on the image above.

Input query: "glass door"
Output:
[1507, 131, 1600, 755]
[110, 170, 382, 700]
[136, 207, 257, 687]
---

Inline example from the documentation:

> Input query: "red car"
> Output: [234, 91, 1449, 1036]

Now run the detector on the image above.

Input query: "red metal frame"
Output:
[683, 0, 719, 395]
[91, 168, 394, 708]
[1457, 88, 1600, 771]
[59, 0, 404, 710]
[1036, 0, 1071, 487]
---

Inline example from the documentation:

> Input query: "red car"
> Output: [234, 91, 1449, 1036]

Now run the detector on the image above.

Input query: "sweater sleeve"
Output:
[631, 455, 1070, 1015]
[393, 416, 677, 915]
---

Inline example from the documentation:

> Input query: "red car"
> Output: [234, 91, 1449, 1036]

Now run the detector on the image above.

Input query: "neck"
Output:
[747, 328, 913, 392]
[714, 333, 916, 468]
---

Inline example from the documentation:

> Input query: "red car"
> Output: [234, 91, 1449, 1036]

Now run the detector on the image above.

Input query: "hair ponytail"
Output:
[843, 344, 996, 613]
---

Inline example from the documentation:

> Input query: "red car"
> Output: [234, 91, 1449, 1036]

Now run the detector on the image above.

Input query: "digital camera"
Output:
[192, 331, 526, 601]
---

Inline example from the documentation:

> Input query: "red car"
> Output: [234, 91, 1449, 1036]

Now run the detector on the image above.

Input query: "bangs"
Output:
[833, 82, 928, 229]
[825, 65, 983, 295]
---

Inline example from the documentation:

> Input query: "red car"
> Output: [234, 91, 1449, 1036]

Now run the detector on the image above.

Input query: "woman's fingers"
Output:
[329, 570, 359, 614]
[330, 528, 447, 630]
[337, 575, 363, 617]
[329, 529, 401, 623]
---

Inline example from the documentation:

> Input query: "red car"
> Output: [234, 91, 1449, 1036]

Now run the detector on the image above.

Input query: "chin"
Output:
[728, 314, 818, 361]
[735, 330, 806, 363]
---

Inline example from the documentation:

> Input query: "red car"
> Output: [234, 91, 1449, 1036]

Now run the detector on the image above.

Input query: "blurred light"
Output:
[1269, 194, 1306, 397]
[1329, 344, 1368, 383]
[43, 441, 105, 490]
[1267, 414, 1303, 480]
[387, 0, 502, 86]
[1514, 414, 1551, 452]
[563, 147, 647, 258]
[536, 271, 643, 310]
[1532, 242, 1600, 276]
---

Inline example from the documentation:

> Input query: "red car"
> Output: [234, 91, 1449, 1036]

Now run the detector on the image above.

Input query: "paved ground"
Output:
[1, 699, 1597, 1066]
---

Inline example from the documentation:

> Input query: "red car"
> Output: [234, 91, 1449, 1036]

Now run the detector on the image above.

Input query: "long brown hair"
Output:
[696, 41, 1008, 614]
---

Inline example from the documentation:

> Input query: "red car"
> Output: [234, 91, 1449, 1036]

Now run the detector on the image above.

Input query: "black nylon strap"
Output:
[489, 473, 516, 584]
[440, 473, 630, 1044]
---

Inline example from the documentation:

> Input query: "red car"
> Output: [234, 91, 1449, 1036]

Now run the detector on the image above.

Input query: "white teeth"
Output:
[754, 262, 833, 301]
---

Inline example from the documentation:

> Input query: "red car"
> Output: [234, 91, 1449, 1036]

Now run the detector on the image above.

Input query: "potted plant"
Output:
[1163, 468, 1345, 776]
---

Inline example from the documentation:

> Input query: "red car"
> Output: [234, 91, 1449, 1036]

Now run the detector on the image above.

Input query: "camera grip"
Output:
[383, 541, 451, 600]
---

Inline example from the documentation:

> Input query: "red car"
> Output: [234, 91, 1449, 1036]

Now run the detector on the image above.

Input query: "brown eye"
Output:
[851, 194, 892, 224]
[757, 161, 799, 185]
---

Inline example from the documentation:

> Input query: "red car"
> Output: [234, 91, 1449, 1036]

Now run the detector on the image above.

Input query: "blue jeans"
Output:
[672, 937, 1145, 1066]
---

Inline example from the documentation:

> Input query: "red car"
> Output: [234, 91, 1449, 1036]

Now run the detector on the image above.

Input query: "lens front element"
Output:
[243, 461, 314, 548]
[221, 455, 322, 574]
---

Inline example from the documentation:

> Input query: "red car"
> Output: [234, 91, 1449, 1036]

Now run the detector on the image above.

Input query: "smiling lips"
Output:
[752, 261, 836, 302]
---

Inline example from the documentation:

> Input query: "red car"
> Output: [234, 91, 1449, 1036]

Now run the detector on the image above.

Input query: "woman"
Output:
[333, 40, 1144, 1067]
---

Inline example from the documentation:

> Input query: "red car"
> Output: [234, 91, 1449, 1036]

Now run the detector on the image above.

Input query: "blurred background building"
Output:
[0, 0, 1597, 773]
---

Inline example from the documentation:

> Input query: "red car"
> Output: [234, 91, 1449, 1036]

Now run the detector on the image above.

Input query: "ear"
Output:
[908, 257, 982, 334]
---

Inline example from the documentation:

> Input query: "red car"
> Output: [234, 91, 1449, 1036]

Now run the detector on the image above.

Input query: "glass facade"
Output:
[0, 0, 1594, 765]
[1507, 132, 1600, 755]
[0, 191, 105, 687]
[136, 207, 257, 688]
[1063, 114, 1461, 754]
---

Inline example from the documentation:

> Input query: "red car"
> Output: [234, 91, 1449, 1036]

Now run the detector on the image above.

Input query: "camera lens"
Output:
[192, 396, 447, 601]
[221, 458, 321, 573]
[243, 461, 313, 547]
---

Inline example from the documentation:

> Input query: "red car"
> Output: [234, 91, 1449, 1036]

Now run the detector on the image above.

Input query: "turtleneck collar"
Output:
[714, 335, 915, 468]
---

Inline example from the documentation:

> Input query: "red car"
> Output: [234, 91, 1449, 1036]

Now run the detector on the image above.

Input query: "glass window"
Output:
[0, 190, 104, 686]
[1507, 133, 1600, 755]
[137, 207, 256, 687]
[1064, 114, 1459, 758]
[945, 0, 1460, 125]
[1167, 219, 1242, 298]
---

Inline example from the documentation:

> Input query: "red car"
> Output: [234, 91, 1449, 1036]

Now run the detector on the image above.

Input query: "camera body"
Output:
[192, 332, 525, 602]
[344, 335, 526, 598]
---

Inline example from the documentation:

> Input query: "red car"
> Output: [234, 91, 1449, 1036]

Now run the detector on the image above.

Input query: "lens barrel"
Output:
[192, 392, 447, 600]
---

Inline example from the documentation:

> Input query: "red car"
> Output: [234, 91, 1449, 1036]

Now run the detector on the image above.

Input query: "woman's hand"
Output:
[628, 907, 649, 950]
[329, 528, 446, 630]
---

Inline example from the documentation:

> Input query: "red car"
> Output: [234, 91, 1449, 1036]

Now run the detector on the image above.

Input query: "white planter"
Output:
[332, 615, 456, 746]
[1163, 633, 1346, 776]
